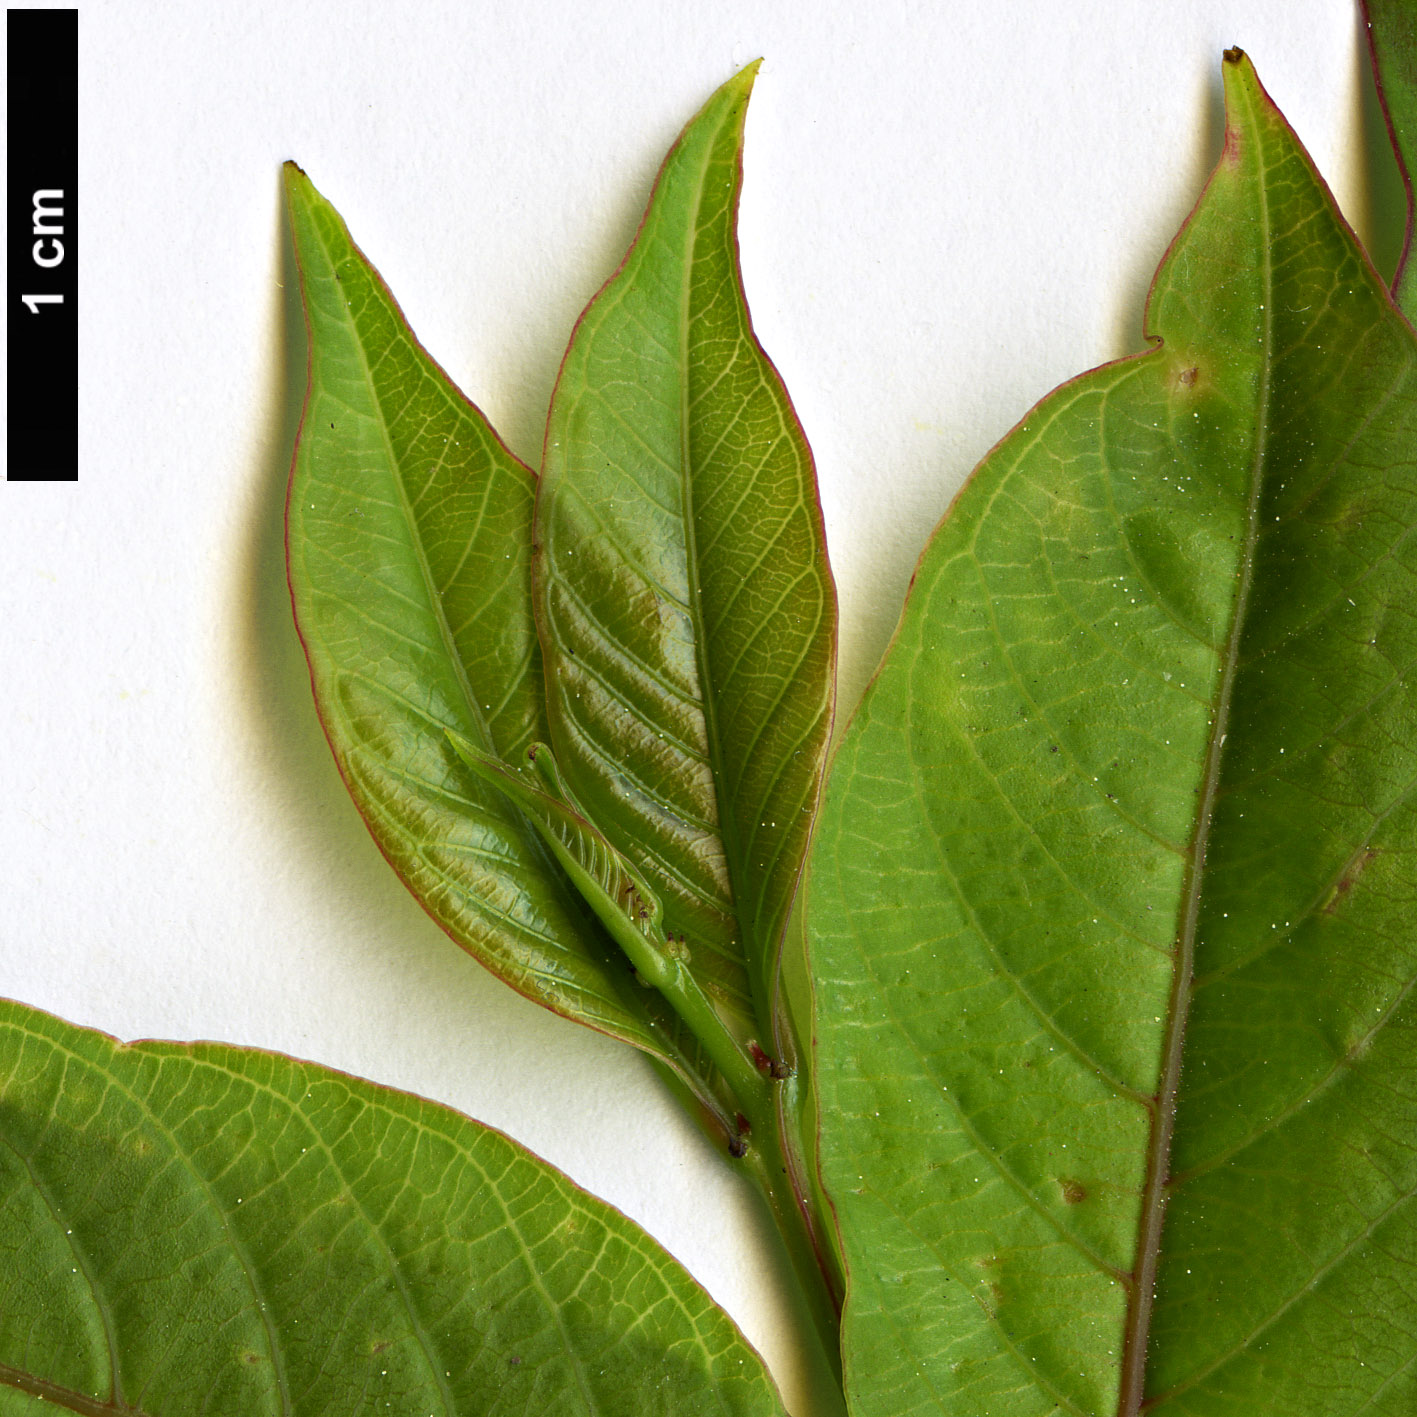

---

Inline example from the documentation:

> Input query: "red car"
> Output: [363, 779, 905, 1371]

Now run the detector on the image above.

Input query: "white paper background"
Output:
[0, 1, 1388, 1410]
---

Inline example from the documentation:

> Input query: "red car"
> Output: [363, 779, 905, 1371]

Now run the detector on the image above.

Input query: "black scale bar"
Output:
[8, 8, 77, 481]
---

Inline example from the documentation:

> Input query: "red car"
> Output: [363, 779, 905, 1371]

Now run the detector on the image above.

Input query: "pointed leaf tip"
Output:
[281, 159, 312, 203]
[535, 49, 837, 1054]
[811, 40, 1417, 1417]
[1220, 46, 1267, 110]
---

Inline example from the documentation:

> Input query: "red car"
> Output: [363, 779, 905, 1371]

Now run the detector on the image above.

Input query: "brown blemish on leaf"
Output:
[1323, 848, 1379, 915]
[1060, 1178, 1087, 1205]
[1177, 365, 1200, 389]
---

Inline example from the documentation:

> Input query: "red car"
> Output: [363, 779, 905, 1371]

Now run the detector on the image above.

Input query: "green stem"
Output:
[655, 964, 773, 1121]
[739, 1073, 844, 1401]
[646, 947, 846, 1397]
[611, 924, 847, 1391]
[654, 949, 841, 1389]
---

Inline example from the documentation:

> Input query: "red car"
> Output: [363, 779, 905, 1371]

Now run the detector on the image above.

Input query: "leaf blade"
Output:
[1365, 0, 1417, 317]
[283, 164, 673, 1063]
[535, 65, 837, 1041]
[0, 998, 788, 1417]
[808, 51, 1417, 1417]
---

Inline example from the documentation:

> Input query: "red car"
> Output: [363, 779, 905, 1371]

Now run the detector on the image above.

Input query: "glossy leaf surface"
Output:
[1366, 0, 1417, 317]
[535, 64, 837, 1046]
[446, 735, 676, 985]
[808, 53, 1417, 1417]
[0, 999, 787, 1417]
[284, 165, 689, 1073]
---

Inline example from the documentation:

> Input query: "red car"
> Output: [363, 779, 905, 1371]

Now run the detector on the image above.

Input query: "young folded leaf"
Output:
[447, 732, 772, 1123]
[1365, 0, 1417, 318]
[446, 734, 672, 974]
[283, 164, 714, 1102]
[0, 999, 788, 1416]
[808, 51, 1417, 1417]
[534, 62, 837, 1063]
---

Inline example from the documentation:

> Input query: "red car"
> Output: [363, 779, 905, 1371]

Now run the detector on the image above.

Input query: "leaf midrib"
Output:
[0, 1361, 151, 1417]
[1116, 86, 1275, 1417]
[326, 247, 499, 764]
[316, 226, 622, 1000]
[676, 120, 757, 1024]
[3, 1038, 294, 1415]
[0, 1129, 122, 1408]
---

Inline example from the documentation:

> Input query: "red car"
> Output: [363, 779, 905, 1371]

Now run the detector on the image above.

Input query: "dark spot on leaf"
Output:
[1178, 365, 1199, 387]
[1060, 1178, 1087, 1205]
[1324, 848, 1379, 914]
[242, 1350, 264, 1366]
[372, 1340, 392, 1355]
[508, 1355, 522, 1367]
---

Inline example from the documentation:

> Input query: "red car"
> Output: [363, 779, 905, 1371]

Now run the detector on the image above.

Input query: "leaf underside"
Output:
[283, 165, 714, 1100]
[0, 999, 786, 1417]
[808, 52, 1417, 1417]
[535, 62, 837, 1052]
[1366, 0, 1417, 318]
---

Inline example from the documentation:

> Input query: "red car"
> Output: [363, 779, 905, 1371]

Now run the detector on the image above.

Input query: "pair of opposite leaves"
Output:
[3, 43, 1415, 1417]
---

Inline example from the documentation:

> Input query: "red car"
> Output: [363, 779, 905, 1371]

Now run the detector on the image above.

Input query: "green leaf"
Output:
[445, 734, 678, 988]
[534, 63, 837, 1054]
[446, 733, 778, 1131]
[807, 50, 1417, 1417]
[0, 998, 788, 1417]
[1366, 0, 1417, 318]
[283, 163, 711, 1095]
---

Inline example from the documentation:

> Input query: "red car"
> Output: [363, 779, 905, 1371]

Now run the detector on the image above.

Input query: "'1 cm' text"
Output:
[22, 190, 65, 313]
